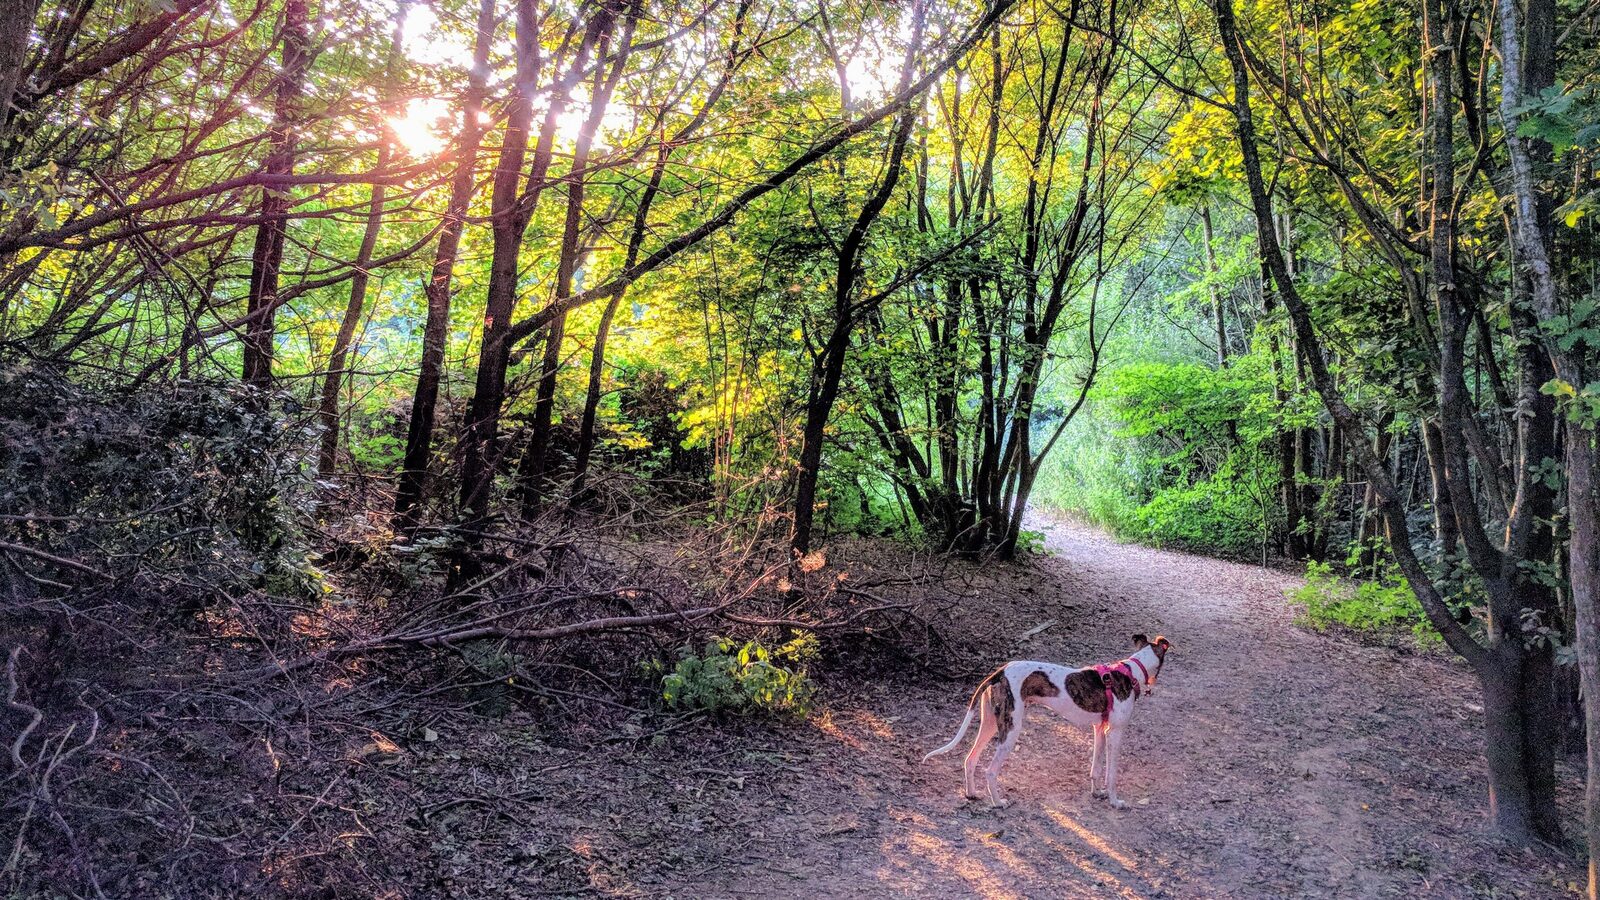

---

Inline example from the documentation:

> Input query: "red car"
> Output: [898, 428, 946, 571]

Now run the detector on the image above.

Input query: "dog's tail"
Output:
[922, 667, 1005, 762]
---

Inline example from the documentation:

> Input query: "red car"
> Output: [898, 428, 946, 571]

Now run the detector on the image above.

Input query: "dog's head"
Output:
[1130, 633, 1172, 687]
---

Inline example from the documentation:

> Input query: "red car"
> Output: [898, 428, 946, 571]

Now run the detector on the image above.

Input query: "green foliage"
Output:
[1038, 353, 1283, 557]
[657, 636, 818, 719]
[0, 365, 322, 605]
[1538, 296, 1600, 426]
[1013, 529, 1049, 555]
[1129, 454, 1276, 556]
[1293, 553, 1438, 644]
[1031, 407, 1144, 533]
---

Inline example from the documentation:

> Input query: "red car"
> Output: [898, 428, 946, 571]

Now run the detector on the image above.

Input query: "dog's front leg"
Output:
[1089, 724, 1108, 798]
[1104, 725, 1128, 809]
[985, 726, 1019, 808]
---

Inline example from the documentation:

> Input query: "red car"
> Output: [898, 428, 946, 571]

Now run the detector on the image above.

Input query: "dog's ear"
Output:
[1131, 633, 1149, 648]
[1153, 636, 1171, 654]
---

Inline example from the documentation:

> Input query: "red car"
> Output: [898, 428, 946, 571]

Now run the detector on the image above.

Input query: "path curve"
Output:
[687, 518, 1579, 898]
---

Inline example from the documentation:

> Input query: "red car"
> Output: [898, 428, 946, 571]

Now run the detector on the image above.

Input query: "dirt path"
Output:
[664, 518, 1582, 899]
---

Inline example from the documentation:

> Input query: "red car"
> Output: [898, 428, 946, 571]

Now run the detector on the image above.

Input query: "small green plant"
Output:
[1293, 555, 1438, 644]
[1013, 529, 1049, 555]
[658, 635, 817, 718]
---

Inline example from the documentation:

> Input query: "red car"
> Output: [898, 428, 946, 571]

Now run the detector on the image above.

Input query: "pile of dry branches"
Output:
[1, 482, 975, 895]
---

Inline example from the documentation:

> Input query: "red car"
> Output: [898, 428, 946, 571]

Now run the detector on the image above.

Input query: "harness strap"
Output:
[1127, 656, 1151, 689]
[1094, 657, 1153, 726]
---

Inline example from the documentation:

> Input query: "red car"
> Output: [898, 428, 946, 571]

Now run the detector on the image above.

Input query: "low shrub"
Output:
[1127, 454, 1274, 557]
[0, 365, 322, 610]
[1293, 556, 1438, 644]
[657, 635, 817, 718]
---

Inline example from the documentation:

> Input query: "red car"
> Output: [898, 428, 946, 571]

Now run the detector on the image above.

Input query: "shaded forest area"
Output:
[2, 0, 1599, 894]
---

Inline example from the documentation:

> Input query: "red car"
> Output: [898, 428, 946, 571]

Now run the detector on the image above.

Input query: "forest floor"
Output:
[363, 516, 1586, 899]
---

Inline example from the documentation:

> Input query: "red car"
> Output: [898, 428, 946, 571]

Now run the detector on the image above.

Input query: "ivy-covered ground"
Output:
[320, 518, 1584, 898]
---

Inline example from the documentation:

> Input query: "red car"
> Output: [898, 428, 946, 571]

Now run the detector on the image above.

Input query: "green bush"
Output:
[1013, 528, 1049, 555]
[1293, 558, 1438, 644]
[658, 636, 817, 718]
[1127, 452, 1276, 556]
[0, 365, 322, 607]
[1035, 355, 1283, 557]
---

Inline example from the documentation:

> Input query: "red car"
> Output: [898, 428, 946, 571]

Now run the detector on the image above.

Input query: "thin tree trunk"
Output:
[458, 0, 545, 522]
[315, 162, 386, 479]
[242, 0, 310, 388]
[461, 1, 608, 521]
[1201, 203, 1227, 368]
[1263, 270, 1300, 557]
[570, 1, 749, 496]
[317, 12, 407, 480]
[519, 4, 632, 517]
[793, 6, 925, 554]
[393, 0, 496, 526]
[0, 0, 41, 153]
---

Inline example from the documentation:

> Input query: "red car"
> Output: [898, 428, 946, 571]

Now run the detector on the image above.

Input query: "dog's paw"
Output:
[1091, 788, 1109, 799]
[990, 798, 1012, 809]
[1108, 797, 1128, 810]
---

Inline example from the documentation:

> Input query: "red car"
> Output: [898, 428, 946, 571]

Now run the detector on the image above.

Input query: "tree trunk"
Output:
[1569, 431, 1600, 897]
[0, 0, 41, 153]
[1201, 203, 1227, 368]
[462, 2, 610, 521]
[1421, 419, 1460, 555]
[792, 319, 855, 555]
[458, 0, 543, 522]
[242, 0, 310, 388]
[394, 0, 496, 526]
[572, 3, 750, 497]
[1263, 275, 1300, 558]
[792, 15, 924, 554]
[317, 146, 390, 481]
[1212, 0, 1552, 843]
[1478, 651, 1544, 844]
[1497, 0, 1600, 874]
[518, 6, 629, 518]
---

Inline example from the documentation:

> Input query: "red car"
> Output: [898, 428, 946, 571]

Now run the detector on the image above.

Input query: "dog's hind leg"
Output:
[1103, 724, 1128, 809]
[963, 688, 998, 800]
[1089, 723, 1108, 798]
[983, 686, 1022, 807]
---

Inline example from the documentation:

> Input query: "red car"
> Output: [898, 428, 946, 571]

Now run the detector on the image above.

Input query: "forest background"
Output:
[3, 0, 1600, 894]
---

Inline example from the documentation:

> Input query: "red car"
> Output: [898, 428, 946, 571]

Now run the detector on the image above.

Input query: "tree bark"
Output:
[242, 0, 311, 388]
[393, 0, 497, 526]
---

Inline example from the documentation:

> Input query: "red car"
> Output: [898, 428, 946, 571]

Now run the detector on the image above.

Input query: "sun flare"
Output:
[387, 97, 451, 157]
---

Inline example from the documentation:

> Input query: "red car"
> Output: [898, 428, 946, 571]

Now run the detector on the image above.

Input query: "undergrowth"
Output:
[655, 635, 819, 718]
[1292, 546, 1439, 645]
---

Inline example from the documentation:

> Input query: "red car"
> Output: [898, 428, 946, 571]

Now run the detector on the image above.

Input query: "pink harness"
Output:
[1092, 657, 1153, 726]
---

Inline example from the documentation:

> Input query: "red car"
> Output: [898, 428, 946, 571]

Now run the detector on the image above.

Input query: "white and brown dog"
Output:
[924, 634, 1172, 808]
